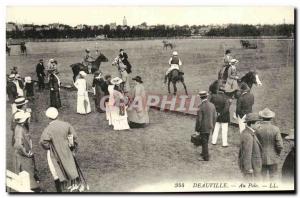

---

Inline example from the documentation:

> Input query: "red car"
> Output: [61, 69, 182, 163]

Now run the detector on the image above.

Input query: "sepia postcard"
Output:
[5, 6, 295, 193]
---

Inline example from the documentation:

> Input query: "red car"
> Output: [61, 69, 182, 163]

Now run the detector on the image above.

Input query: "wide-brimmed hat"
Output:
[259, 108, 275, 118]
[132, 76, 143, 83]
[8, 74, 15, 80]
[110, 77, 123, 85]
[14, 97, 28, 106]
[172, 51, 178, 56]
[79, 71, 87, 77]
[24, 76, 32, 83]
[198, 91, 208, 97]
[45, 107, 59, 119]
[244, 113, 261, 123]
[14, 111, 31, 124]
[230, 59, 239, 65]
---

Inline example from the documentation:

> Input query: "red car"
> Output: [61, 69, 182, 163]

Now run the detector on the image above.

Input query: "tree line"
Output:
[6, 24, 294, 39]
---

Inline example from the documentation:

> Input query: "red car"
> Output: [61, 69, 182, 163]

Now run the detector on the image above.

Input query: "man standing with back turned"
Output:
[195, 91, 217, 161]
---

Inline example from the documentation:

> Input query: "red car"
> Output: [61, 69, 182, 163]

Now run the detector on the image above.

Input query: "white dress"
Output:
[74, 78, 91, 114]
[106, 85, 130, 130]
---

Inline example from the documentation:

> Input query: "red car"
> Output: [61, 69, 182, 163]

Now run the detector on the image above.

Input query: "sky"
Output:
[6, 6, 294, 26]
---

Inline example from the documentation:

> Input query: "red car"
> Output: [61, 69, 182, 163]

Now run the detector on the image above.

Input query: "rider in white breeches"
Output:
[164, 51, 183, 83]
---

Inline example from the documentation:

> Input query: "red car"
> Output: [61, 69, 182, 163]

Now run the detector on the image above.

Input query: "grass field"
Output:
[6, 38, 294, 192]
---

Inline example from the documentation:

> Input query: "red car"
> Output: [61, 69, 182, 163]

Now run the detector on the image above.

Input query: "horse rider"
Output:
[119, 49, 132, 74]
[164, 51, 183, 84]
[224, 59, 239, 96]
[218, 49, 233, 84]
[82, 48, 95, 73]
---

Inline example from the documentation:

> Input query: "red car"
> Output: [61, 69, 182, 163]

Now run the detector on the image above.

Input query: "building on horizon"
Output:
[123, 16, 127, 26]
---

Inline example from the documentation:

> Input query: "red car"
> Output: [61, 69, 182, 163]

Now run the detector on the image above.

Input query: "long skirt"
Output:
[14, 152, 39, 190]
[50, 90, 61, 108]
[77, 92, 91, 114]
[106, 104, 130, 130]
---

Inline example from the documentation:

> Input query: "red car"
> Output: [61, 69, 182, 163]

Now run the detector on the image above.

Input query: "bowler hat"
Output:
[132, 76, 143, 83]
[259, 108, 275, 118]
[244, 113, 261, 123]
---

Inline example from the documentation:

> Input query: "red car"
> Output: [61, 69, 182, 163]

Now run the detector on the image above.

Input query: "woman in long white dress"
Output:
[74, 71, 91, 114]
[106, 77, 130, 130]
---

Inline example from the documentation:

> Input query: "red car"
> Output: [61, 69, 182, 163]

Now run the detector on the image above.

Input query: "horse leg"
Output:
[173, 81, 177, 96]
[167, 79, 171, 94]
[181, 80, 188, 95]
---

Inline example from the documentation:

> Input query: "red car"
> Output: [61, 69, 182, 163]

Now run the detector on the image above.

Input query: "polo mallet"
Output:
[73, 155, 89, 191]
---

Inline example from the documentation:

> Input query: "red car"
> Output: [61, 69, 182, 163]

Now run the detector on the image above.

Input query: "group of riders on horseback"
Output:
[70, 46, 261, 98]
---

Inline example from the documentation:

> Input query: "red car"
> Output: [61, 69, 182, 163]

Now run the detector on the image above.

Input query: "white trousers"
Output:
[212, 122, 228, 146]
[47, 150, 59, 180]
[165, 64, 180, 75]
[238, 115, 246, 133]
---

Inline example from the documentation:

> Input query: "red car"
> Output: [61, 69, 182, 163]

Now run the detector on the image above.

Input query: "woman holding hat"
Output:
[127, 76, 149, 128]
[106, 77, 130, 130]
[13, 111, 41, 192]
[224, 59, 239, 96]
[74, 71, 91, 114]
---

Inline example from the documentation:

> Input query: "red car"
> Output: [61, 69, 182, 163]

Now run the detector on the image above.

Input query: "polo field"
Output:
[6, 38, 294, 192]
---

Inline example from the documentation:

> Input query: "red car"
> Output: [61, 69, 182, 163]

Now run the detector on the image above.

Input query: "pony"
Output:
[70, 53, 108, 82]
[209, 70, 262, 98]
[20, 42, 27, 55]
[166, 69, 188, 95]
[162, 40, 174, 50]
[6, 44, 11, 56]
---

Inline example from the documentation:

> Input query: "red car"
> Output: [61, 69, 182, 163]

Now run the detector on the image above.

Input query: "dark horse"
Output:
[70, 53, 108, 82]
[162, 40, 174, 50]
[167, 69, 188, 95]
[6, 44, 11, 56]
[209, 70, 262, 98]
[20, 42, 27, 55]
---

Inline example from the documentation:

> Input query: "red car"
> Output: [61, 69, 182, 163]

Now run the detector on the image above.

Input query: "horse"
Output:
[6, 44, 11, 56]
[70, 53, 108, 82]
[162, 40, 174, 50]
[166, 69, 188, 95]
[20, 42, 27, 55]
[209, 70, 262, 98]
[240, 40, 257, 49]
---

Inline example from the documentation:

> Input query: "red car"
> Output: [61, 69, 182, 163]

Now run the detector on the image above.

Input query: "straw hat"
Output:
[8, 74, 15, 81]
[24, 76, 32, 83]
[259, 108, 275, 118]
[14, 97, 28, 106]
[230, 59, 239, 65]
[14, 111, 31, 124]
[45, 107, 59, 120]
[198, 91, 208, 97]
[110, 77, 123, 85]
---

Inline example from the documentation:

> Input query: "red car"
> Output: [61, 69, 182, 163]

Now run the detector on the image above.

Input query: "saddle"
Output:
[170, 68, 184, 75]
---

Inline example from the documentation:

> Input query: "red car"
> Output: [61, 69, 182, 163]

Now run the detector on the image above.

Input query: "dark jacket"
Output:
[239, 127, 263, 174]
[92, 78, 108, 96]
[210, 92, 230, 123]
[255, 121, 284, 165]
[36, 63, 46, 77]
[119, 52, 132, 73]
[236, 91, 254, 118]
[195, 100, 217, 133]
[7, 81, 18, 104]
[24, 82, 34, 98]
[49, 74, 60, 91]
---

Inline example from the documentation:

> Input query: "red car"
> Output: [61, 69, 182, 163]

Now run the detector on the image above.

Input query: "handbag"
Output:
[191, 133, 202, 147]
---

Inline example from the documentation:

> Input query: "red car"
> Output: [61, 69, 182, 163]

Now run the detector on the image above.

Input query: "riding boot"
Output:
[54, 179, 62, 192]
